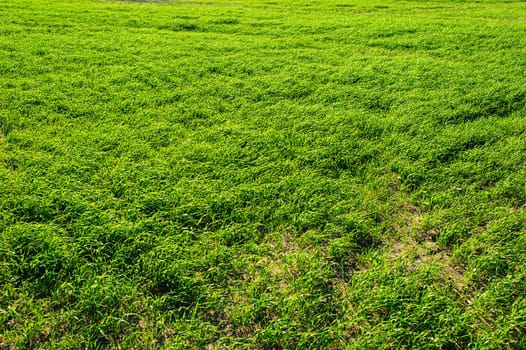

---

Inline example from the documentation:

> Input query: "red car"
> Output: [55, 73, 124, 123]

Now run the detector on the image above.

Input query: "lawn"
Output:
[1, 0, 525, 348]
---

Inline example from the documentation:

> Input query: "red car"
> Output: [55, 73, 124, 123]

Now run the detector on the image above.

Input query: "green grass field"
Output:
[1, 0, 526, 348]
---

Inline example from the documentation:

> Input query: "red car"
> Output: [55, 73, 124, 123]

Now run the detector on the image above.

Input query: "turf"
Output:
[1, 0, 525, 348]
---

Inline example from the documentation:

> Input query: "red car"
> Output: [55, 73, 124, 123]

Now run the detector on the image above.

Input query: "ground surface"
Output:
[1, 0, 525, 348]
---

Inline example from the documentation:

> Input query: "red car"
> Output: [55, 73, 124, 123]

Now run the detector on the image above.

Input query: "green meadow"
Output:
[1, 0, 525, 348]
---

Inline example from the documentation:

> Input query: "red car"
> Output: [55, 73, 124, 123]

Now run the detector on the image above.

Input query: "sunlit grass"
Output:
[1, 0, 525, 348]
